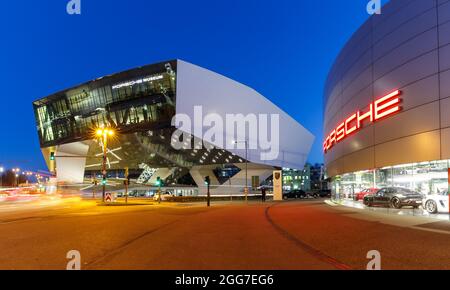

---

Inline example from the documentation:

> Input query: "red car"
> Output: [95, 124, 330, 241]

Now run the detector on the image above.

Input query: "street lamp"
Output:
[12, 168, 20, 187]
[0, 167, 4, 188]
[96, 127, 115, 202]
[233, 140, 249, 203]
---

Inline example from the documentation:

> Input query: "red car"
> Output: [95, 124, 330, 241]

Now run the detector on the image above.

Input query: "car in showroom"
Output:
[423, 191, 449, 214]
[355, 188, 379, 201]
[363, 187, 423, 209]
[283, 189, 307, 200]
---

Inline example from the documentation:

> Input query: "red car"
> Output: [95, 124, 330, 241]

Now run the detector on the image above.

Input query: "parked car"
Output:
[314, 189, 331, 198]
[363, 187, 423, 209]
[423, 191, 449, 214]
[283, 190, 307, 199]
[153, 192, 174, 201]
[355, 188, 379, 201]
[307, 191, 319, 198]
[128, 190, 139, 197]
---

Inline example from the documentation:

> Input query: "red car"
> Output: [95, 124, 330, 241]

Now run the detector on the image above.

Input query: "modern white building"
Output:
[33, 60, 314, 195]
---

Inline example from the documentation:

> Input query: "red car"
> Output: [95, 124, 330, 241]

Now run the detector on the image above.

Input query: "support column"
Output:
[54, 142, 89, 184]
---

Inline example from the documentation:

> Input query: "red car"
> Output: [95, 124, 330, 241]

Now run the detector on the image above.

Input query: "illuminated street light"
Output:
[96, 128, 114, 137]
[12, 168, 20, 187]
[95, 127, 116, 202]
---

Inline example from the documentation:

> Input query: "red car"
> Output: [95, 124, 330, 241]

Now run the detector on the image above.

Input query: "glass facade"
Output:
[33, 61, 177, 148]
[33, 60, 248, 185]
[331, 160, 449, 201]
[283, 166, 311, 191]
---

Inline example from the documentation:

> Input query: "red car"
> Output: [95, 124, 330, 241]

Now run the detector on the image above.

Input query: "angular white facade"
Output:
[176, 60, 314, 170]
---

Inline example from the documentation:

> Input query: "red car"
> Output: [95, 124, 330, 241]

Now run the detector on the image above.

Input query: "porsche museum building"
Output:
[323, 0, 450, 209]
[33, 60, 314, 195]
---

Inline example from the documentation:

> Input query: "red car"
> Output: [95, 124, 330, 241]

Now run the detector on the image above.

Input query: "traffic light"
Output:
[50, 152, 55, 161]
[155, 177, 162, 187]
[102, 178, 107, 186]
[204, 176, 211, 186]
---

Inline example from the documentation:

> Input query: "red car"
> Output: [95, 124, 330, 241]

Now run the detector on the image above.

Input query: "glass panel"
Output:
[330, 160, 450, 207]
[392, 164, 414, 190]
[33, 65, 177, 147]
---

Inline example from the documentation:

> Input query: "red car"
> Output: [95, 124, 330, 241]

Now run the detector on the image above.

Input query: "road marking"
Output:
[324, 199, 339, 207]
[84, 220, 180, 268]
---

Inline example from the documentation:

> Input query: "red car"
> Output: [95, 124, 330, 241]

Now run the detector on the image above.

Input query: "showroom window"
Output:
[331, 160, 450, 201]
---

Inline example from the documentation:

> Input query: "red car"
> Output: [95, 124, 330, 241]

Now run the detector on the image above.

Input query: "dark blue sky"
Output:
[0, 0, 388, 171]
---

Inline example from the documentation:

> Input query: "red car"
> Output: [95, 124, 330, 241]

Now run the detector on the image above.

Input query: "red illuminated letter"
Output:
[323, 137, 329, 153]
[345, 113, 357, 135]
[328, 130, 336, 150]
[336, 122, 345, 142]
[323, 90, 402, 154]
[357, 104, 373, 129]
[374, 90, 401, 120]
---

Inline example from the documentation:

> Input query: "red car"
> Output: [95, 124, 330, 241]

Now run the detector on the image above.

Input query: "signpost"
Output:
[244, 187, 249, 201]
[156, 177, 162, 204]
[93, 177, 97, 199]
[205, 176, 211, 207]
[105, 193, 114, 203]
[273, 170, 283, 201]
[125, 167, 129, 204]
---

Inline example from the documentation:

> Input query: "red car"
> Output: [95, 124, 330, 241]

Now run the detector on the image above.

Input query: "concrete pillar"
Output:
[54, 142, 89, 184]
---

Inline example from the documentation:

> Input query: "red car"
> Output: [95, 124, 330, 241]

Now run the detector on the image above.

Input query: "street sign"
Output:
[105, 193, 114, 203]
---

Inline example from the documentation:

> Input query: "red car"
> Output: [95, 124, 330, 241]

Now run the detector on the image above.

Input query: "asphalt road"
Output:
[0, 197, 449, 270]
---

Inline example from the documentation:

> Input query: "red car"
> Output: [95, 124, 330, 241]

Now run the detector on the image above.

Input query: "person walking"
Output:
[261, 186, 267, 203]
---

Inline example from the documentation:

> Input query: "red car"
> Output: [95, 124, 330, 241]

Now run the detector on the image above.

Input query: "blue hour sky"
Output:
[0, 0, 388, 171]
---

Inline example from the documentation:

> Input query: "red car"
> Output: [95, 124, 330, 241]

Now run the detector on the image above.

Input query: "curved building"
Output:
[34, 60, 314, 195]
[323, 0, 450, 198]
